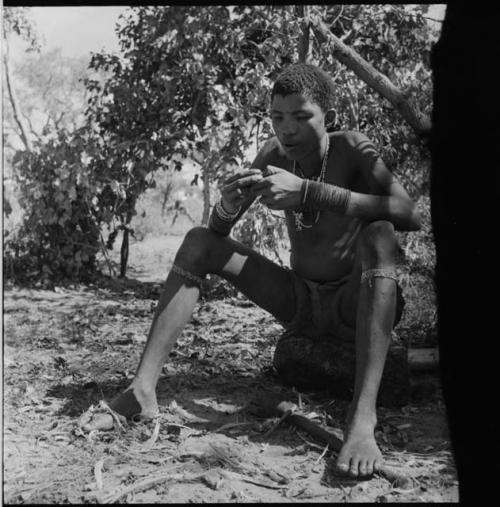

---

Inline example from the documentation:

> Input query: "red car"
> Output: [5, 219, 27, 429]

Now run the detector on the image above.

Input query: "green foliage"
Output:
[12, 49, 89, 134]
[4, 128, 104, 283]
[2, 6, 42, 52]
[5, 5, 438, 285]
[233, 204, 289, 266]
[85, 4, 436, 234]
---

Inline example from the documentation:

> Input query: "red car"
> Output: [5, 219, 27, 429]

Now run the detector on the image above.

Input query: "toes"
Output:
[81, 413, 114, 432]
[365, 460, 374, 477]
[373, 458, 383, 473]
[349, 457, 360, 477]
[335, 458, 350, 475]
[358, 459, 368, 477]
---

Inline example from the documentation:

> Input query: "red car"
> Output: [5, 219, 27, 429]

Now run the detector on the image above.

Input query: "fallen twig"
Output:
[263, 409, 292, 439]
[99, 464, 188, 504]
[214, 421, 252, 433]
[94, 459, 104, 490]
[295, 431, 328, 451]
[98, 401, 127, 431]
[313, 444, 330, 465]
[219, 469, 285, 490]
[141, 419, 160, 452]
[100, 465, 285, 503]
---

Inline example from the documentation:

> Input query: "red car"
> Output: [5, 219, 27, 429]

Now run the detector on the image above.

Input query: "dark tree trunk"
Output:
[430, 5, 499, 501]
[296, 5, 311, 64]
[119, 227, 129, 278]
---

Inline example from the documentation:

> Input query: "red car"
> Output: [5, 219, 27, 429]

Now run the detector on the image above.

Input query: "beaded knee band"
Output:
[361, 268, 398, 285]
[171, 264, 205, 286]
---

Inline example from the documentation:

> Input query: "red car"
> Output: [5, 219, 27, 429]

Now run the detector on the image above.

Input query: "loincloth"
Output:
[280, 269, 405, 342]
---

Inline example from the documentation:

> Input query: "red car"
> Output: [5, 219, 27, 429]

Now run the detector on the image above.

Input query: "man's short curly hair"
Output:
[271, 64, 335, 112]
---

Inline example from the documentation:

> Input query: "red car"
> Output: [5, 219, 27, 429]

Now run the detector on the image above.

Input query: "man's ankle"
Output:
[347, 401, 377, 429]
[128, 380, 156, 398]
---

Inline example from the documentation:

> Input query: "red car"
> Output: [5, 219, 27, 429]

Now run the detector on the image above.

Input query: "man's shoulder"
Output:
[330, 130, 372, 150]
[330, 131, 379, 166]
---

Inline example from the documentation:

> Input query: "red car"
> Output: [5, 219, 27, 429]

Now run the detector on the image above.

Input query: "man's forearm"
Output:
[302, 180, 420, 231]
[346, 191, 420, 231]
[208, 201, 239, 236]
[208, 196, 256, 236]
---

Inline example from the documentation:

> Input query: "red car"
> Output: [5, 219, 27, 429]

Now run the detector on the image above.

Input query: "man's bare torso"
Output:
[261, 132, 368, 282]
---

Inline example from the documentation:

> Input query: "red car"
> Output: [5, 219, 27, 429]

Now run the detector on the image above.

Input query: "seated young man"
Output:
[82, 63, 421, 478]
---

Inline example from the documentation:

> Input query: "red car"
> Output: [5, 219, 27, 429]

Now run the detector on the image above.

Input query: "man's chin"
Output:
[280, 143, 300, 160]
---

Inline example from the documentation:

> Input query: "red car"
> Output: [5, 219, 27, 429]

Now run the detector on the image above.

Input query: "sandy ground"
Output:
[3, 234, 458, 503]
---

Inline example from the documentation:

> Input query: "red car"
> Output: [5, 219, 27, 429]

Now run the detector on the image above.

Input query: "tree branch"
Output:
[296, 5, 311, 64]
[3, 36, 33, 151]
[310, 16, 431, 139]
[21, 111, 42, 141]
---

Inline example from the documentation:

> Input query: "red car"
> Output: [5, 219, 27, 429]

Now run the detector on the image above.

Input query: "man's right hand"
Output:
[220, 168, 263, 213]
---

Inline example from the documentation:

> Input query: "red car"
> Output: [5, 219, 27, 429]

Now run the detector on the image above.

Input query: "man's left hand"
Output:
[250, 165, 303, 210]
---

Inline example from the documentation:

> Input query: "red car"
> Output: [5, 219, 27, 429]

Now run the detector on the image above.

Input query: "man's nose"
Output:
[280, 118, 298, 136]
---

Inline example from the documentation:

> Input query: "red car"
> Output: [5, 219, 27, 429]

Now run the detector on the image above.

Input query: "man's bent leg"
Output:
[131, 227, 296, 399]
[82, 226, 296, 430]
[335, 221, 398, 478]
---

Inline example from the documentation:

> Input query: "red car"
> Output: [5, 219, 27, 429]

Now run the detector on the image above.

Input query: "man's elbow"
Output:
[406, 205, 422, 231]
[394, 202, 421, 232]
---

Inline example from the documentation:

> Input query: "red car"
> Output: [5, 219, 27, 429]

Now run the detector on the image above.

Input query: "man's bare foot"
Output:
[335, 410, 383, 478]
[80, 385, 159, 432]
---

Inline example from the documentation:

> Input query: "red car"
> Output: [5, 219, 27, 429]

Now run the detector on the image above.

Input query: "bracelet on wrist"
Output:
[303, 181, 351, 214]
[215, 200, 240, 222]
[301, 179, 310, 206]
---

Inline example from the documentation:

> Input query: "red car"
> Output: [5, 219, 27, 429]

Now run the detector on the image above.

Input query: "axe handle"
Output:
[285, 412, 412, 488]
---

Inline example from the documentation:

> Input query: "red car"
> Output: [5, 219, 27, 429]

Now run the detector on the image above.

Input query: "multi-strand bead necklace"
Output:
[291, 136, 330, 231]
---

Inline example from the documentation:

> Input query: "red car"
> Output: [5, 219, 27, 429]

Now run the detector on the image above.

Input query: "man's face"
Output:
[270, 93, 327, 161]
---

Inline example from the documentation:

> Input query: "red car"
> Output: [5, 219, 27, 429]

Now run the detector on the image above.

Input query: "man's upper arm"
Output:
[346, 132, 413, 202]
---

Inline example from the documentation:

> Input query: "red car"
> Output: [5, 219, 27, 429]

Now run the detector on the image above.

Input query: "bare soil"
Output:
[3, 234, 458, 503]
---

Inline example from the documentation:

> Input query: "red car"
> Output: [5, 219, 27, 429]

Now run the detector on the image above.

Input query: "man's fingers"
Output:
[223, 174, 263, 192]
[226, 189, 246, 202]
[223, 169, 262, 185]
[265, 202, 281, 211]
[259, 195, 280, 209]
[263, 164, 283, 176]
[250, 180, 270, 194]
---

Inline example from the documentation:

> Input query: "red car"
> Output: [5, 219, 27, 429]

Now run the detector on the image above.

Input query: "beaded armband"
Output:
[209, 199, 241, 236]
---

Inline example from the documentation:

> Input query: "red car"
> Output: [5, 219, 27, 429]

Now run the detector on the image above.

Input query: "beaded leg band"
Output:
[171, 264, 205, 287]
[361, 268, 398, 287]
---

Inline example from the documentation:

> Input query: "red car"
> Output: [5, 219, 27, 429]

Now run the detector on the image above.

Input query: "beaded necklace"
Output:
[291, 136, 330, 231]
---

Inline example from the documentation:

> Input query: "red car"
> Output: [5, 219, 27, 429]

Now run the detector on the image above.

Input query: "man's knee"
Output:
[358, 221, 397, 266]
[176, 226, 219, 270]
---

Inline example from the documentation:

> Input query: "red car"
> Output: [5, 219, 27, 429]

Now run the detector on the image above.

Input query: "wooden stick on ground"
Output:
[268, 401, 414, 489]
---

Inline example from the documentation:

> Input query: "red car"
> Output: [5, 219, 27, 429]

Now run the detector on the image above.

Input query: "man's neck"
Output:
[295, 134, 329, 178]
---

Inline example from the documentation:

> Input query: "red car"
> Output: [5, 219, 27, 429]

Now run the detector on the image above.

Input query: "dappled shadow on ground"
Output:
[3, 278, 457, 503]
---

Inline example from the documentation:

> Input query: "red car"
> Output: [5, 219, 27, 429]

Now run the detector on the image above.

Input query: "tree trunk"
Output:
[161, 180, 174, 216]
[119, 227, 129, 278]
[119, 206, 134, 278]
[296, 5, 312, 63]
[310, 17, 431, 139]
[201, 158, 211, 226]
[2, 36, 33, 151]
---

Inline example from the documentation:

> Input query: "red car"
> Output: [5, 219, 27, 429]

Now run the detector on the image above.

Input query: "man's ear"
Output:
[324, 109, 337, 130]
